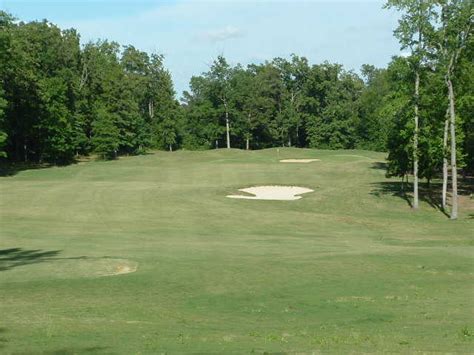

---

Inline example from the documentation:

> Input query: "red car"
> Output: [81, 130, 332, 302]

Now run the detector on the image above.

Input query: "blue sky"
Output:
[1, 0, 402, 97]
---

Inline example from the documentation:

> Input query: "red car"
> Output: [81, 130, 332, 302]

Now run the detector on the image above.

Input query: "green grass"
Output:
[0, 148, 473, 354]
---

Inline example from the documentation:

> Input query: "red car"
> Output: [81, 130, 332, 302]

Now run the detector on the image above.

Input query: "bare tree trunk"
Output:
[224, 101, 230, 149]
[290, 92, 295, 148]
[169, 144, 172, 152]
[246, 113, 251, 151]
[413, 71, 420, 209]
[439, 6, 470, 218]
[447, 77, 458, 219]
[79, 63, 88, 91]
[442, 110, 449, 209]
[296, 123, 299, 147]
[225, 116, 230, 149]
[148, 100, 154, 119]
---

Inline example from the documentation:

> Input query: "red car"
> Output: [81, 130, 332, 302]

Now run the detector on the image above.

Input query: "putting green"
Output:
[0, 148, 473, 353]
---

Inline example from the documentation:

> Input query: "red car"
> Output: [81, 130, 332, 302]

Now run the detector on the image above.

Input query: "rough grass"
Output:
[0, 148, 473, 354]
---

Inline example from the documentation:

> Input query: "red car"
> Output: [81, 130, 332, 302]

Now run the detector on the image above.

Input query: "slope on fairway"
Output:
[0, 148, 473, 354]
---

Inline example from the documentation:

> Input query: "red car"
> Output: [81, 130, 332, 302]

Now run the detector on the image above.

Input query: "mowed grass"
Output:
[0, 148, 473, 354]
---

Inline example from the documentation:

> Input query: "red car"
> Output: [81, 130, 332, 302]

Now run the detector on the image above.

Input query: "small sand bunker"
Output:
[280, 159, 320, 163]
[227, 186, 313, 201]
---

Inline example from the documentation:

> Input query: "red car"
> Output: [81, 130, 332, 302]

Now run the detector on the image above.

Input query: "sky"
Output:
[1, 0, 402, 97]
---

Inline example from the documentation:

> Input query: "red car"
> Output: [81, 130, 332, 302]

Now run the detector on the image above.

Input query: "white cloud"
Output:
[196, 26, 244, 42]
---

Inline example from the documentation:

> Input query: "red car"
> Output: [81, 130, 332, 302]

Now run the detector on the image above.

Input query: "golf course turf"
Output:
[0, 148, 473, 353]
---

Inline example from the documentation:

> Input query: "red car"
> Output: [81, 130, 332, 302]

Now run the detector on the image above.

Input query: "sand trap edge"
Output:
[226, 185, 314, 201]
[280, 159, 321, 163]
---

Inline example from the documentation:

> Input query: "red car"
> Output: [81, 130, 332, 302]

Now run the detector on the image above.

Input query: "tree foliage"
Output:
[0, 13, 177, 161]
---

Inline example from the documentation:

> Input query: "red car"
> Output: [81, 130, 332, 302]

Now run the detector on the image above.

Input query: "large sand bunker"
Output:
[280, 159, 320, 163]
[227, 186, 313, 201]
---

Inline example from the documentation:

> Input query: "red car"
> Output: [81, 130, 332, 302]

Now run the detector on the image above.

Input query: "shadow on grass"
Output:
[458, 176, 474, 195]
[0, 248, 61, 271]
[0, 327, 111, 353]
[46, 346, 113, 354]
[0, 151, 157, 177]
[371, 181, 415, 208]
[0, 328, 6, 350]
[0, 250, 128, 272]
[370, 161, 388, 170]
[0, 161, 58, 177]
[371, 181, 449, 216]
[371, 176, 473, 217]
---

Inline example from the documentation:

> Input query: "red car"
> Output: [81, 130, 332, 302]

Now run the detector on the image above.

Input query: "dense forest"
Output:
[0, 1, 472, 218]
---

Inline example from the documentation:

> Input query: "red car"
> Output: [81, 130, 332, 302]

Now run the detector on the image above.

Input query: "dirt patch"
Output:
[227, 186, 313, 201]
[99, 260, 138, 277]
[280, 159, 320, 163]
[1, 257, 138, 281]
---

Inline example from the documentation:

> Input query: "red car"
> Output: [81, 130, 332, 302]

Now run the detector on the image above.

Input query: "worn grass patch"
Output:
[1, 255, 137, 282]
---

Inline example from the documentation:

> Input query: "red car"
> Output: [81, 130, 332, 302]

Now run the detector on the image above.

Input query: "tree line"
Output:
[182, 56, 367, 151]
[0, 1, 472, 219]
[0, 11, 179, 162]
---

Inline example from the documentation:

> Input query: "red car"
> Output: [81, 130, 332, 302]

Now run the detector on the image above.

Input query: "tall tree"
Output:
[182, 76, 222, 149]
[385, 0, 437, 209]
[357, 64, 392, 151]
[2, 18, 81, 163]
[255, 62, 285, 147]
[91, 106, 120, 159]
[434, 0, 472, 219]
[305, 63, 362, 149]
[161, 115, 178, 152]
[207, 56, 233, 148]
[456, 31, 474, 176]
[0, 87, 6, 158]
[147, 54, 177, 150]
[229, 66, 272, 150]
[273, 55, 309, 147]
[0, 12, 13, 158]
[384, 57, 414, 185]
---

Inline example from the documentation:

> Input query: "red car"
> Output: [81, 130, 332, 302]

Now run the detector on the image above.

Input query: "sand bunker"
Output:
[280, 159, 320, 163]
[227, 186, 313, 201]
